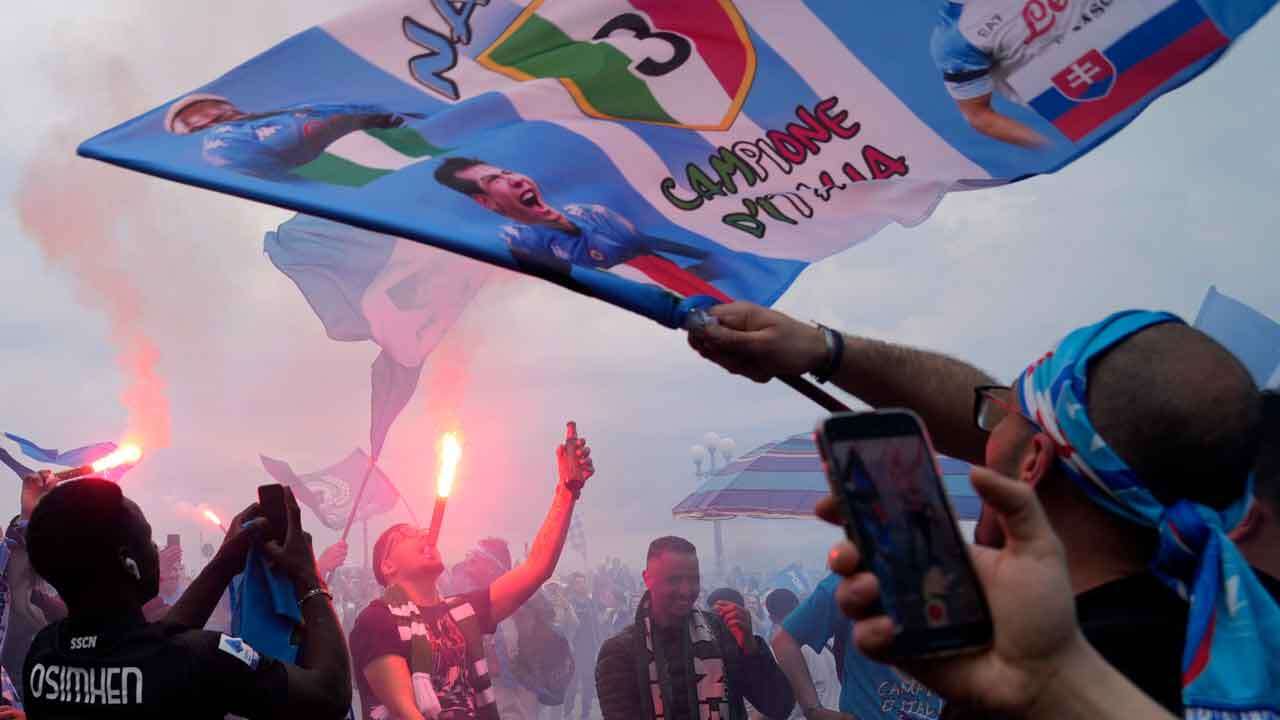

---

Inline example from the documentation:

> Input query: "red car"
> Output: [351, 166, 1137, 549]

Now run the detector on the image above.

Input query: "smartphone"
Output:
[257, 484, 289, 545]
[166, 533, 181, 549]
[816, 409, 992, 657]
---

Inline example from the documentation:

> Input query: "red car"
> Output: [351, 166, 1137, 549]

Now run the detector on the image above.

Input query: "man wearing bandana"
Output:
[688, 302, 1280, 717]
[594, 536, 795, 720]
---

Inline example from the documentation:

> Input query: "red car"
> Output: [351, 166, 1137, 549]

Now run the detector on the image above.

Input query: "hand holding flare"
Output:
[426, 432, 462, 546]
[54, 443, 143, 480]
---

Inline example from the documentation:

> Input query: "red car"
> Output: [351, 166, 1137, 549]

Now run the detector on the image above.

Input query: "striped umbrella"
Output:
[672, 433, 979, 521]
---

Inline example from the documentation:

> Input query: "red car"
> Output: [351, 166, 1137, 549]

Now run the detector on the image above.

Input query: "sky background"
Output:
[1, 2, 1277, 582]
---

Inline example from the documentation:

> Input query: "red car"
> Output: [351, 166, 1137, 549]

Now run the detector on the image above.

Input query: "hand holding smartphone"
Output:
[816, 409, 992, 658]
[257, 484, 290, 545]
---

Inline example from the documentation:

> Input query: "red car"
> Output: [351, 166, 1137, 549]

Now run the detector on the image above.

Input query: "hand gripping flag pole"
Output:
[685, 308, 850, 413]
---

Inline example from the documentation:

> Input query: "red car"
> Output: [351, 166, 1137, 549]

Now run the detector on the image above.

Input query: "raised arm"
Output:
[166, 504, 264, 628]
[490, 422, 594, 623]
[689, 302, 995, 464]
[262, 488, 352, 719]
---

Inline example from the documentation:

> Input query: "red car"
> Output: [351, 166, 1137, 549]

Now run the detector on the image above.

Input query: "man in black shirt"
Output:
[22, 476, 350, 719]
[349, 421, 594, 720]
[689, 302, 1280, 715]
[594, 536, 795, 720]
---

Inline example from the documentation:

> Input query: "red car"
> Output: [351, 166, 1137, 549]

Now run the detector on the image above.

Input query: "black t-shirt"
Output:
[23, 611, 287, 719]
[1077, 569, 1280, 715]
[349, 589, 494, 720]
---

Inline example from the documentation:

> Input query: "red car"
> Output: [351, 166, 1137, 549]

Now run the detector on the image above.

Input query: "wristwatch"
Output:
[810, 323, 845, 384]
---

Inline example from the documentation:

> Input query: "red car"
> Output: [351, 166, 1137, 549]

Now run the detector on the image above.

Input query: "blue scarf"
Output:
[1016, 310, 1280, 719]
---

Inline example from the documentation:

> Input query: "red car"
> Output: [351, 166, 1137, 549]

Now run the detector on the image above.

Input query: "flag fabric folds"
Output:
[3, 433, 134, 481]
[266, 214, 490, 457]
[1193, 286, 1280, 388]
[260, 449, 400, 530]
[4, 433, 116, 469]
[80, 0, 1276, 329]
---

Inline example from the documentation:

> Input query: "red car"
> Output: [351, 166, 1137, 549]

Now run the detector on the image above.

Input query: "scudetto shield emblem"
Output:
[478, 0, 756, 130]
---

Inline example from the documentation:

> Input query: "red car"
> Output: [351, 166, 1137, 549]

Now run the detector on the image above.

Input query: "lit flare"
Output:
[54, 443, 143, 480]
[201, 509, 228, 534]
[437, 432, 462, 498]
[427, 432, 462, 546]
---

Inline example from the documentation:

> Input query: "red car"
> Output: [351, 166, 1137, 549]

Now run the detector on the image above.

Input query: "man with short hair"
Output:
[764, 589, 841, 720]
[690, 303, 1280, 715]
[1231, 389, 1280, 581]
[349, 422, 593, 720]
[23, 476, 351, 719]
[434, 157, 786, 302]
[595, 536, 794, 720]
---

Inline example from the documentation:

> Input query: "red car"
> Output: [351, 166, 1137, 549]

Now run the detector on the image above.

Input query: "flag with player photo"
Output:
[80, 0, 1276, 330]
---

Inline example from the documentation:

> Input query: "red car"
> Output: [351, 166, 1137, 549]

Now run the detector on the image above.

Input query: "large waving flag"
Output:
[1193, 286, 1280, 388]
[266, 215, 490, 457]
[260, 449, 401, 530]
[81, 0, 1275, 328]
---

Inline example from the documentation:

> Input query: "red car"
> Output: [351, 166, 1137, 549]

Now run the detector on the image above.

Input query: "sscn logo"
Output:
[70, 636, 97, 650]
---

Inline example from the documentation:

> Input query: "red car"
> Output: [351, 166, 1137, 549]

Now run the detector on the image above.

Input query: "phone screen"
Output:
[257, 484, 289, 545]
[166, 533, 181, 549]
[830, 428, 989, 649]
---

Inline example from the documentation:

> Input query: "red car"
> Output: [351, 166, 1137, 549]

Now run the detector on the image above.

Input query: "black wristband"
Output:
[811, 324, 844, 384]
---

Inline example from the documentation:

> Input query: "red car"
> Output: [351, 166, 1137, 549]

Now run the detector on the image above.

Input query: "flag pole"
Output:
[339, 455, 378, 544]
[780, 376, 850, 413]
[684, 308, 850, 413]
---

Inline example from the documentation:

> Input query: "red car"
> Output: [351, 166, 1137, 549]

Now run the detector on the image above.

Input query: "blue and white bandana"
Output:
[1017, 310, 1280, 720]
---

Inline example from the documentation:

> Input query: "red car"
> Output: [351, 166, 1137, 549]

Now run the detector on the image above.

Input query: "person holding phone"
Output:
[349, 422, 593, 720]
[821, 466, 1177, 720]
[689, 303, 1280, 716]
[21, 477, 351, 719]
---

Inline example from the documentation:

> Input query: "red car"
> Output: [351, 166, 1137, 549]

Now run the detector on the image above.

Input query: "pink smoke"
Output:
[13, 60, 171, 449]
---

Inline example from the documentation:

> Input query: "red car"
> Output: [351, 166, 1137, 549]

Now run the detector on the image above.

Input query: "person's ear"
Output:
[379, 556, 396, 586]
[1019, 433, 1057, 488]
[120, 549, 141, 581]
[1229, 499, 1264, 543]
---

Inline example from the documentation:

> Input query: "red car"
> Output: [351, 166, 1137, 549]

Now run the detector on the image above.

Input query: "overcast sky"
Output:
[2, 2, 1277, 579]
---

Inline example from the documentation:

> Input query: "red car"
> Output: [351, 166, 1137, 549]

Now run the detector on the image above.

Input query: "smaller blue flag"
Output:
[1193, 286, 1280, 387]
[260, 449, 400, 531]
[4, 433, 117, 468]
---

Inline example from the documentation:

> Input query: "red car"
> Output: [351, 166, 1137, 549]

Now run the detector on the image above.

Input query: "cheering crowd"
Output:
[0, 301, 1278, 720]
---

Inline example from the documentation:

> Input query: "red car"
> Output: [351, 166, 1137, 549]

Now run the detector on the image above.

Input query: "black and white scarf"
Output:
[634, 591, 737, 720]
[378, 585, 498, 720]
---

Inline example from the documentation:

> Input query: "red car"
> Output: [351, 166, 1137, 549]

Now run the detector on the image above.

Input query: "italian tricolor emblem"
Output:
[478, 0, 756, 131]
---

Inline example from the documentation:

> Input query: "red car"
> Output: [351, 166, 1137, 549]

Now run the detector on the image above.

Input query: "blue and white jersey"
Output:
[201, 103, 394, 179]
[502, 204, 650, 270]
[931, 0, 1090, 103]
